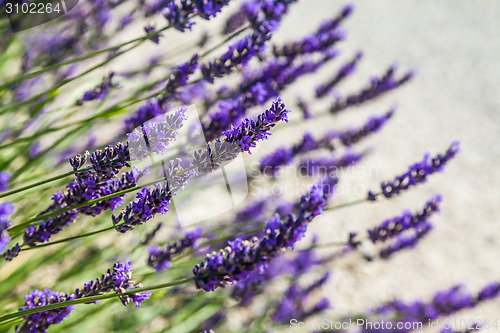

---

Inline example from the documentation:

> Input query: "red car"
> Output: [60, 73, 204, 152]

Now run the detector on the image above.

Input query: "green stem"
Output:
[0, 25, 173, 92]
[0, 171, 74, 199]
[0, 23, 252, 150]
[0, 277, 193, 323]
[324, 197, 371, 211]
[8, 166, 197, 235]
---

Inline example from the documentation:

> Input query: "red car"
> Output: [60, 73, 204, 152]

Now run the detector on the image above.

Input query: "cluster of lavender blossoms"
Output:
[192, 175, 337, 292]
[0, 172, 14, 254]
[368, 141, 460, 200]
[112, 98, 289, 233]
[17, 261, 150, 332]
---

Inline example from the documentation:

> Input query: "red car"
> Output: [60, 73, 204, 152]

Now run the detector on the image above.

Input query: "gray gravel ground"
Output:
[266, 0, 500, 328]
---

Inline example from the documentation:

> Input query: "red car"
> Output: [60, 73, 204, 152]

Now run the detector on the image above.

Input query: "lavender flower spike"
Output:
[115, 99, 289, 233]
[0, 173, 14, 254]
[75, 261, 151, 307]
[112, 159, 193, 233]
[17, 289, 76, 333]
[200, 25, 271, 83]
[3, 243, 20, 261]
[76, 72, 118, 105]
[368, 194, 442, 243]
[70, 142, 130, 181]
[17, 262, 150, 332]
[368, 141, 460, 200]
[0, 171, 10, 192]
[316, 52, 363, 98]
[163, 0, 231, 32]
[379, 223, 433, 259]
[192, 177, 337, 292]
[148, 228, 203, 271]
[330, 63, 414, 113]
[0, 202, 15, 254]
[127, 106, 188, 159]
[21, 168, 146, 248]
[223, 97, 290, 153]
[373, 281, 500, 323]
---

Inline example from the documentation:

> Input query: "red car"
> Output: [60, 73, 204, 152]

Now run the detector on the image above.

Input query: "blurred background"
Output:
[267, 0, 500, 324]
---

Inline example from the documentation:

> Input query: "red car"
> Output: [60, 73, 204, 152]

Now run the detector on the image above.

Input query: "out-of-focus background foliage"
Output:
[284, 0, 500, 323]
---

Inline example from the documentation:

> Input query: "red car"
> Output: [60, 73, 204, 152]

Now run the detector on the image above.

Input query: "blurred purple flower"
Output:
[368, 195, 442, 243]
[193, 177, 337, 292]
[148, 228, 203, 271]
[368, 141, 460, 200]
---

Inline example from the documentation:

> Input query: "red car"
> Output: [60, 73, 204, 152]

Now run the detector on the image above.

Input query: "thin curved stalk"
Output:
[0, 277, 193, 323]
[8, 165, 197, 235]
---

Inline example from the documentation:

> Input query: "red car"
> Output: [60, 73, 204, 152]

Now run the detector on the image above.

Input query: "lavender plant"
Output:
[0, 2, 493, 333]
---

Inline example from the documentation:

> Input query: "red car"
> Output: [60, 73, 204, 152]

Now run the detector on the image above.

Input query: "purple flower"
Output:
[112, 159, 193, 233]
[163, 0, 231, 32]
[17, 261, 150, 332]
[272, 273, 332, 323]
[379, 223, 433, 259]
[17, 289, 76, 333]
[340, 108, 394, 146]
[3, 243, 20, 261]
[163, 55, 199, 95]
[202, 50, 335, 141]
[316, 52, 363, 98]
[148, 228, 203, 271]
[73, 261, 151, 307]
[143, 0, 172, 16]
[178, 81, 209, 104]
[230, 237, 323, 306]
[116, 100, 289, 233]
[234, 198, 268, 223]
[373, 284, 480, 322]
[369, 141, 460, 200]
[77, 72, 118, 105]
[70, 142, 130, 181]
[297, 97, 313, 120]
[127, 106, 188, 159]
[223, 8, 249, 34]
[273, 4, 351, 58]
[142, 222, 163, 245]
[298, 151, 366, 177]
[244, 0, 296, 32]
[200, 26, 271, 83]
[200, 0, 298, 84]
[74, 261, 148, 304]
[261, 109, 392, 174]
[368, 195, 442, 243]
[477, 282, 500, 302]
[144, 25, 163, 44]
[0, 171, 10, 193]
[0, 202, 15, 254]
[123, 99, 169, 135]
[223, 98, 289, 153]
[22, 168, 146, 247]
[192, 177, 337, 292]
[330, 63, 414, 113]
[118, 13, 134, 30]
[123, 57, 198, 134]
[260, 132, 322, 174]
